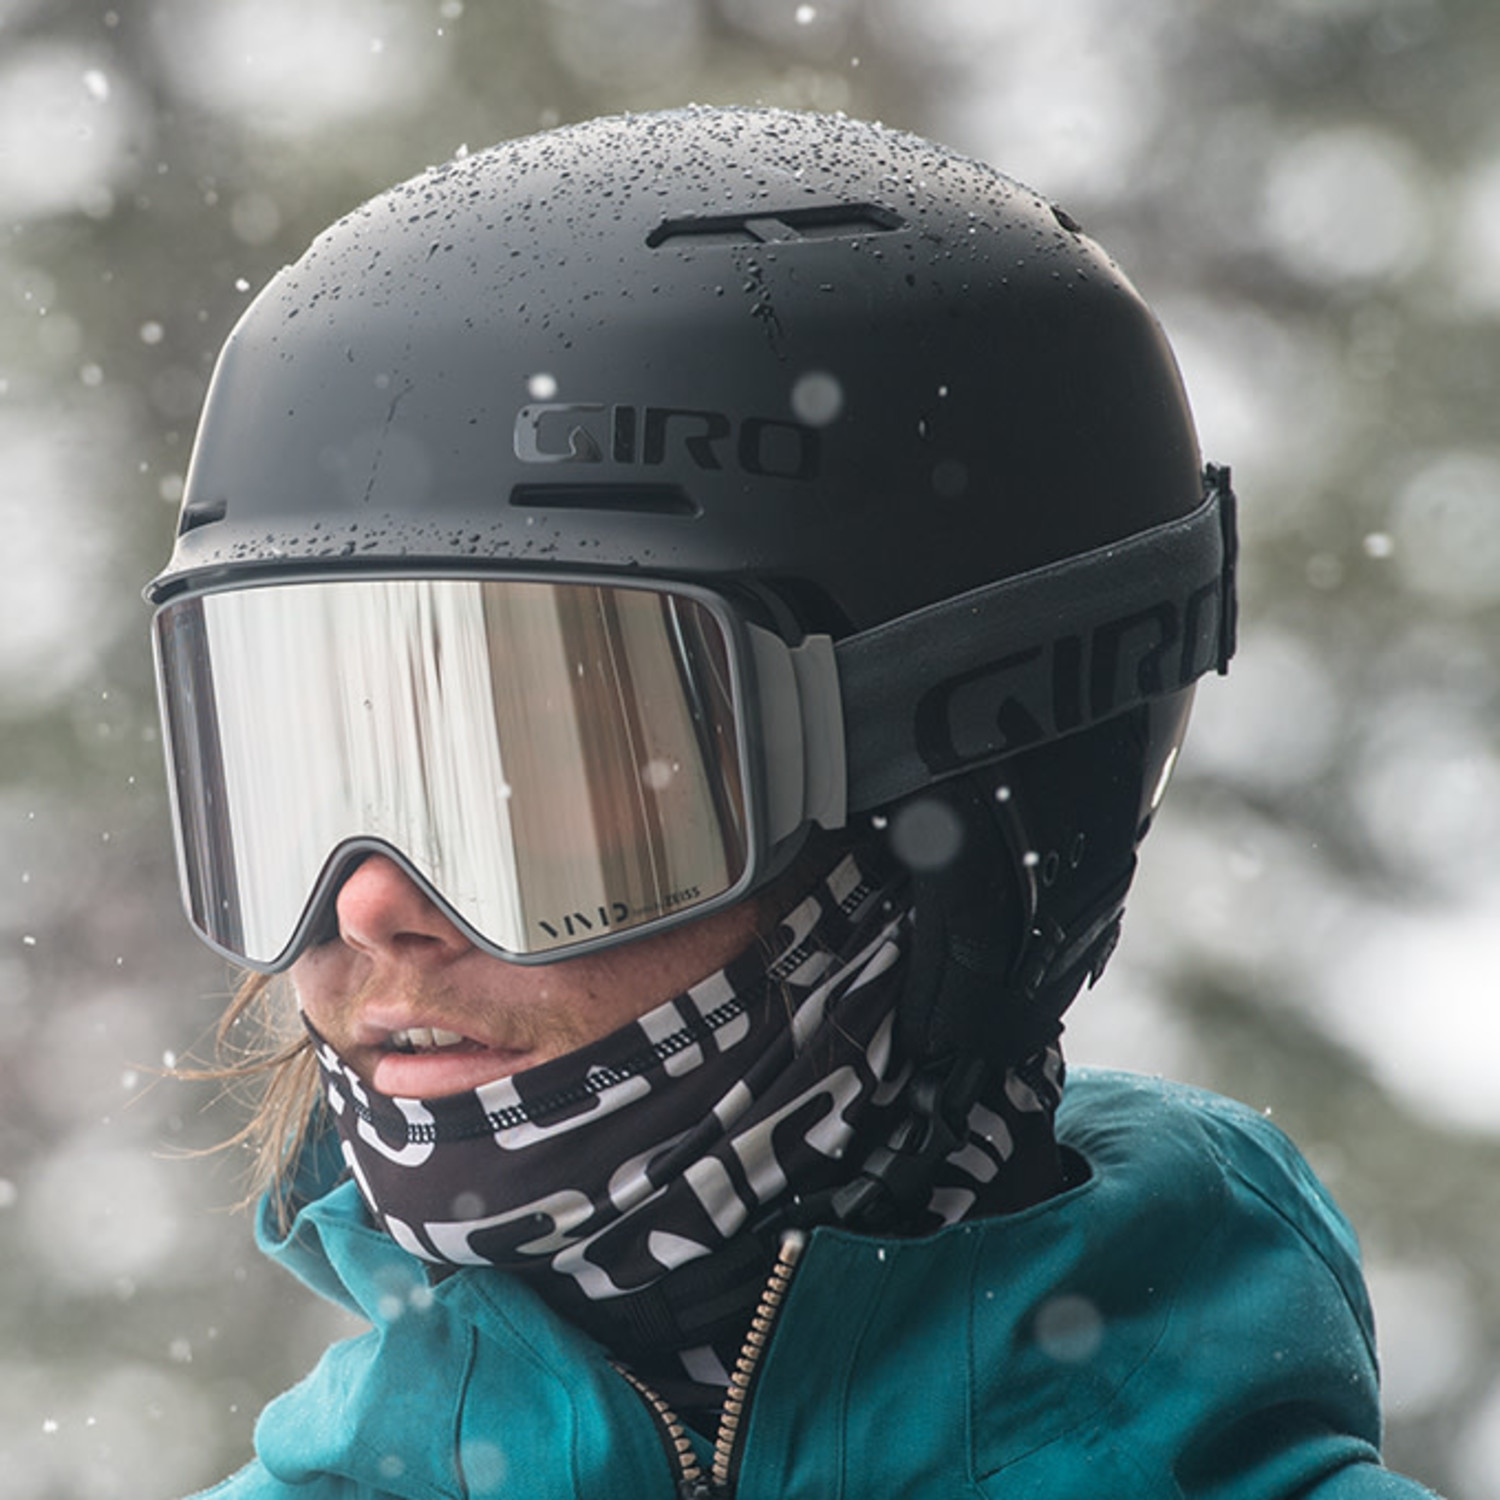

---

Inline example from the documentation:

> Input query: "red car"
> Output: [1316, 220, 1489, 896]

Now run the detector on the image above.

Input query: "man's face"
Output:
[293, 853, 764, 1099]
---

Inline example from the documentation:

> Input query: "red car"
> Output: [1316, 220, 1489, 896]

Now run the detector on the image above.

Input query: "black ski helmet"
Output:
[150, 109, 1235, 1176]
[154, 107, 1213, 623]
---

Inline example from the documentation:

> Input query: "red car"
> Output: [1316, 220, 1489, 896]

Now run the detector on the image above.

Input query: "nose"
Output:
[333, 854, 473, 965]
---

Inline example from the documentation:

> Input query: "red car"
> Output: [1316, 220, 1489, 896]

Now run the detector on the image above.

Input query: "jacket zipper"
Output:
[615, 1228, 807, 1499]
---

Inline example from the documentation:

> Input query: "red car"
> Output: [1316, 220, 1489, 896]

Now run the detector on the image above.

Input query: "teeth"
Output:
[389, 1027, 468, 1053]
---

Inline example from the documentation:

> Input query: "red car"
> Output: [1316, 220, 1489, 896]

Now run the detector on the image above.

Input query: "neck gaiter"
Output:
[309, 844, 1065, 1413]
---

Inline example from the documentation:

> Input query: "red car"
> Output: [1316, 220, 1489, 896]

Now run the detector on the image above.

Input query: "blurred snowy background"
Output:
[2, 0, 1497, 1494]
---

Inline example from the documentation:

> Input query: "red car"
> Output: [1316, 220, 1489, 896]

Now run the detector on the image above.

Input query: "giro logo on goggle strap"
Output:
[913, 583, 1230, 774]
[514, 403, 821, 481]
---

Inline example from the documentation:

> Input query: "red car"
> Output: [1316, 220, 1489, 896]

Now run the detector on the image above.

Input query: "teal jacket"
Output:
[191, 1071, 1439, 1499]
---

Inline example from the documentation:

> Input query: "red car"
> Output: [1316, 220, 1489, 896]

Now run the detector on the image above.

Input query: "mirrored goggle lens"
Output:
[154, 576, 751, 968]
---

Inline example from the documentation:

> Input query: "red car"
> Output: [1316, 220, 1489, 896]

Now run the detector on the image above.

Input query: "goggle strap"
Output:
[837, 469, 1238, 813]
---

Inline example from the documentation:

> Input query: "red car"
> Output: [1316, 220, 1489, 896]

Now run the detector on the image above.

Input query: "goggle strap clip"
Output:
[745, 623, 848, 846]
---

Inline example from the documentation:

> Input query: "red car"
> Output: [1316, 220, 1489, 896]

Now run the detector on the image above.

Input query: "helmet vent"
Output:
[509, 482, 700, 517]
[646, 202, 903, 248]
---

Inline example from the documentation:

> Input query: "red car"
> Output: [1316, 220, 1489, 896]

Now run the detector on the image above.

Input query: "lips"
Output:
[371, 1026, 534, 1097]
[362, 1013, 534, 1098]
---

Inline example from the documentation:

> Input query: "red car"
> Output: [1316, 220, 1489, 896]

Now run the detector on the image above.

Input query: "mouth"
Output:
[369, 1022, 532, 1097]
[385, 1026, 477, 1054]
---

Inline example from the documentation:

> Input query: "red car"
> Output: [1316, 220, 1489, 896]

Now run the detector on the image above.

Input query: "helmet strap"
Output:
[892, 770, 1033, 1061]
[826, 752, 1138, 1233]
[821, 771, 1035, 1232]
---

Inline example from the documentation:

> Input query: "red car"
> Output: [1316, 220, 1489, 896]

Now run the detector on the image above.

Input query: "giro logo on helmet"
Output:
[514, 402, 821, 480]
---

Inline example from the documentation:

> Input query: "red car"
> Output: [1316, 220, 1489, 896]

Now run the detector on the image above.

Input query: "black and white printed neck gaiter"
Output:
[309, 844, 1065, 1412]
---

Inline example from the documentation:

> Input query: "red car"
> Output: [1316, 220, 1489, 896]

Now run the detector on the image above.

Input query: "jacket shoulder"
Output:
[1057, 1067, 1374, 1340]
[963, 1068, 1440, 1497]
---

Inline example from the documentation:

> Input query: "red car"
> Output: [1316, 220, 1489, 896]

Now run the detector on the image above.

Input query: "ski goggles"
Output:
[152, 477, 1238, 971]
[152, 573, 846, 970]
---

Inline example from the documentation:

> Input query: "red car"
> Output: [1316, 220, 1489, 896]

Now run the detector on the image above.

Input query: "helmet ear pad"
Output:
[888, 687, 1195, 1069]
[888, 774, 1032, 1065]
